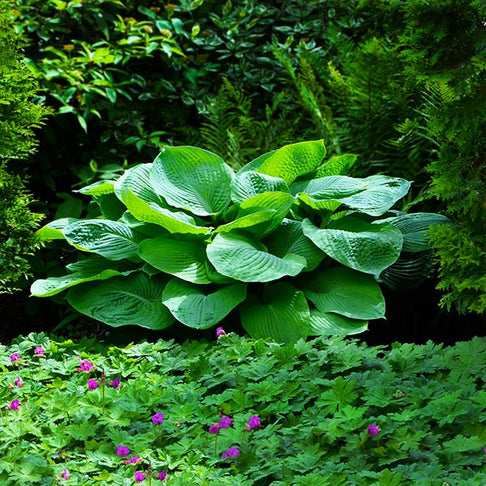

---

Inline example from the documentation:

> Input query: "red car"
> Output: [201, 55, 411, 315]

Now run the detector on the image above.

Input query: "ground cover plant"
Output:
[31, 140, 448, 341]
[1, 331, 486, 485]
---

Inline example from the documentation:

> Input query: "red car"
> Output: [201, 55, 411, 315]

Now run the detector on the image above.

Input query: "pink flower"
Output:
[61, 469, 70, 479]
[208, 424, 220, 434]
[88, 379, 99, 390]
[14, 377, 23, 388]
[110, 377, 120, 389]
[78, 359, 94, 372]
[218, 416, 233, 429]
[34, 346, 45, 356]
[152, 412, 164, 425]
[157, 470, 167, 481]
[116, 445, 130, 457]
[8, 399, 20, 410]
[134, 471, 146, 482]
[248, 415, 261, 429]
[216, 327, 226, 339]
[222, 447, 239, 459]
[367, 424, 380, 436]
[10, 353, 20, 364]
[125, 456, 142, 464]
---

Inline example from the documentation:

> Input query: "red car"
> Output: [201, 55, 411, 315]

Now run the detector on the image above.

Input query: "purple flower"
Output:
[134, 471, 146, 482]
[34, 346, 45, 356]
[152, 412, 164, 425]
[127, 456, 142, 464]
[8, 399, 20, 410]
[216, 327, 226, 339]
[88, 379, 99, 390]
[208, 424, 220, 434]
[10, 353, 20, 364]
[14, 377, 23, 388]
[110, 377, 120, 389]
[367, 424, 380, 436]
[61, 470, 70, 479]
[78, 359, 94, 372]
[157, 470, 167, 481]
[116, 445, 130, 457]
[222, 447, 240, 459]
[218, 415, 233, 429]
[248, 415, 261, 429]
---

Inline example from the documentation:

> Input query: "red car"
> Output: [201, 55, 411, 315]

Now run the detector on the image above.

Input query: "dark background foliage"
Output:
[1, 0, 484, 343]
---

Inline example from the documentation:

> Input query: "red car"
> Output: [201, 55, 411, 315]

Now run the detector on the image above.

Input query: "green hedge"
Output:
[2, 332, 486, 484]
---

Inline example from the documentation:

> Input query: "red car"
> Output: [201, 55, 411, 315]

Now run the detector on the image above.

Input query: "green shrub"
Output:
[2, 332, 486, 484]
[31, 141, 448, 341]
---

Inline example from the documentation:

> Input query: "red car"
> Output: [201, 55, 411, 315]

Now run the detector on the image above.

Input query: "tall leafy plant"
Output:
[32, 141, 448, 342]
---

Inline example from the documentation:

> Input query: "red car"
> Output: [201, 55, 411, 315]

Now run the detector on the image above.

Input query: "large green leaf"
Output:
[309, 310, 368, 336]
[162, 278, 247, 329]
[77, 180, 115, 196]
[31, 255, 126, 297]
[302, 217, 403, 276]
[122, 189, 210, 235]
[296, 175, 411, 216]
[255, 140, 326, 184]
[303, 267, 385, 320]
[207, 232, 306, 282]
[36, 218, 78, 241]
[230, 171, 289, 204]
[240, 283, 310, 343]
[63, 219, 141, 260]
[151, 146, 234, 216]
[264, 219, 326, 271]
[315, 153, 358, 177]
[139, 235, 211, 284]
[114, 164, 163, 205]
[67, 273, 173, 330]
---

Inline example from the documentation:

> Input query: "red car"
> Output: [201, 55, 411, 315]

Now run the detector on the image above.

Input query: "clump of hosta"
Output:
[31, 140, 448, 342]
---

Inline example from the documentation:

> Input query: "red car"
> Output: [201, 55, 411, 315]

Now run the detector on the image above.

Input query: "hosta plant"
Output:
[31, 140, 448, 342]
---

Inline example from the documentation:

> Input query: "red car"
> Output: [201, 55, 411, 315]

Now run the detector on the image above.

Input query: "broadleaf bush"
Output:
[31, 140, 449, 341]
[1, 332, 486, 484]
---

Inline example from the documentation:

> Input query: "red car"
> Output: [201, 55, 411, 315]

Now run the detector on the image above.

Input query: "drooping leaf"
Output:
[76, 180, 115, 196]
[139, 235, 211, 284]
[31, 254, 126, 297]
[114, 163, 163, 205]
[264, 219, 326, 271]
[230, 171, 289, 204]
[241, 283, 310, 343]
[254, 140, 326, 184]
[303, 267, 385, 320]
[315, 153, 358, 177]
[122, 189, 210, 235]
[309, 310, 368, 336]
[36, 218, 78, 241]
[151, 146, 234, 216]
[207, 232, 306, 282]
[67, 273, 173, 329]
[302, 217, 402, 276]
[63, 219, 141, 260]
[162, 278, 247, 329]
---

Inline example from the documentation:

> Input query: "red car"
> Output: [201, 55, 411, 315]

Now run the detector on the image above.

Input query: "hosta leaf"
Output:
[77, 180, 115, 196]
[162, 278, 247, 329]
[379, 212, 451, 252]
[255, 140, 326, 184]
[215, 210, 277, 234]
[122, 189, 210, 235]
[114, 163, 163, 205]
[139, 235, 211, 284]
[230, 171, 289, 204]
[303, 267, 385, 320]
[94, 193, 126, 220]
[315, 153, 358, 177]
[264, 219, 326, 271]
[151, 146, 234, 216]
[237, 149, 277, 174]
[63, 219, 141, 260]
[302, 217, 402, 276]
[309, 310, 368, 336]
[67, 273, 173, 329]
[36, 218, 78, 241]
[296, 175, 411, 216]
[207, 232, 306, 282]
[31, 255, 127, 297]
[241, 283, 310, 343]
